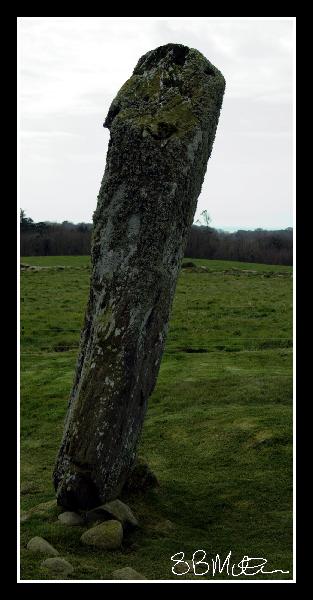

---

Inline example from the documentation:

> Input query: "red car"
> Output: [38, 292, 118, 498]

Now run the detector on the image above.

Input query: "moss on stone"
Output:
[104, 44, 223, 141]
[80, 519, 123, 549]
[118, 69, 161, 101]
[115, 99, 196, 144]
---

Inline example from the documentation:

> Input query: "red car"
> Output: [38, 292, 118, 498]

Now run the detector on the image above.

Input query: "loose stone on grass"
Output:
[41, 557, 74, 577]
[58, 511, 85, 526]
[27, 536, 59, 556]
[112, 567, 147, 580]
[80, 519, 123, 549]
[86, 499, 138, 529]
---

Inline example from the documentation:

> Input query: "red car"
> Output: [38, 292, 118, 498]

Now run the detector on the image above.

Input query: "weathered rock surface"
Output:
[80, 519, 123, 549]
[112, 567, 147, 580]
[41, 557, 74, 576]
[58, 511, 85, 526]
[86, 499, 138, 528]
[27, 536, 59, 556]
[53, 43, 225, 510]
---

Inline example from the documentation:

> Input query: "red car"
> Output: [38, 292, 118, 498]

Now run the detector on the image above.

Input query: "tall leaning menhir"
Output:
[53, 43, 225, 510]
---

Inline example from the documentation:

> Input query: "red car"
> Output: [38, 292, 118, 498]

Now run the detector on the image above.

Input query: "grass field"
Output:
[20, 256, 293, 581]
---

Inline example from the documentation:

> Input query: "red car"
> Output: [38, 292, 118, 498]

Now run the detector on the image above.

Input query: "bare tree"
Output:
[195, 209, 211, 228]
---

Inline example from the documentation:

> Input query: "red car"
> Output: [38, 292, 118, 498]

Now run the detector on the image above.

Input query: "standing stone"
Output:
[53, 43, 225, 510]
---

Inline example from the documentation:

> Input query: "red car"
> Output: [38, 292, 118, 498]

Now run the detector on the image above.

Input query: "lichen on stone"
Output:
[104, 44, 224, 146]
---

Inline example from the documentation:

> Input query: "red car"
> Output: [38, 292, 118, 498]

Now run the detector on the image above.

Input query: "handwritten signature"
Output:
[171, 550, 290, 577]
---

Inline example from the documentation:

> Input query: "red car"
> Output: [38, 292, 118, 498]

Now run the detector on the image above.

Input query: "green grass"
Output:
[20, 256, 293, 581]
[21, 255, 90, 267]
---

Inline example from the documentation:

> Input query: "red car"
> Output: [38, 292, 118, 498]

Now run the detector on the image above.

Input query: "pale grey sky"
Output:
[20, 17, 294, 230]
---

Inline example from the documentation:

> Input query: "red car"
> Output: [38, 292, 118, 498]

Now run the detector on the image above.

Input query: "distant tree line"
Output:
[185, 226, 293, 265]
[20, 210, 92, 257]
[20, 210, 293, 265]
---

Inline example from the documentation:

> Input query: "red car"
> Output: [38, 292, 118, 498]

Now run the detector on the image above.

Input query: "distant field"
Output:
[21, 255, 292, 272]
[21, 255, 90, 268]
[20, 256, 293, 581]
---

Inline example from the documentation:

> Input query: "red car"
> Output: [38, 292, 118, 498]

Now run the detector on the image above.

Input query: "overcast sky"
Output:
[19, 17, 294, 230]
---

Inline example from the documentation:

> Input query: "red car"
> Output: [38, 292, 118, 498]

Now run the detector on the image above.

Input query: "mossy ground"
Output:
[20, 256, 292, 580]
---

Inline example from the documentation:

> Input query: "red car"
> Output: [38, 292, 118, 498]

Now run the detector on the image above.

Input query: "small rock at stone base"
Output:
[41, 557, 74, 576]
[58, 511, 85, 526]
[27, 536, 59, 556]
[112, 567, 147, 580]
[86, 499, 138, 528]
[80, 520, 123, 550]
